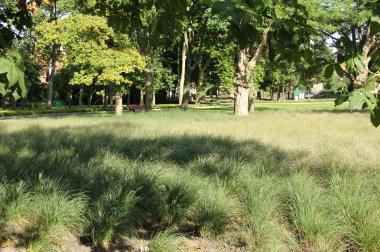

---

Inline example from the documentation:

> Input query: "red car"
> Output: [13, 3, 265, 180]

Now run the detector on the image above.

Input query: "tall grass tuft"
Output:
[149, 231, 180, 252]
[285, 173, 339, 250]
[89, 186, 138, 248]
[242, 176, 297, 251]
[0, 177, 87, 251]
[330, 174, 380, 251]
[193, 184, 233, 236]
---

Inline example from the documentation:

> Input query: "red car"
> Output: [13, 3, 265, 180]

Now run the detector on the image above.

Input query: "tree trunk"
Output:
[79, 88, 83, 106]
[103, 88, 107, 108]
[248, 89, 254, 113]
[234, 47, 250, 116]
[115, 88, 123, 116]
[152, 91, 156, 106]
[140, 90, 144, 106]
[145, 55, 154, 111]
[88, 93, 93, 106]
[68, 89, 73, 108]
[178, 30, 188, 105]
[235, 86, 250, 116]
[233, 29, 269, 116]
[109, 85, 114, 106]
[46, 58, 56, 109]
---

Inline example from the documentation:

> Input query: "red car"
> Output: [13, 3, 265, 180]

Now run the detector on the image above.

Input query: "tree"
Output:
[36, 14, 145, 115]
[323, 0, 380, 126]
[209, 0, 312, 116]
[79, 0, 186, 111]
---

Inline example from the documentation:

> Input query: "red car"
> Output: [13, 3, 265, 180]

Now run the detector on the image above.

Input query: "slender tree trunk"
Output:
[79, 88, 83, 106]
[109, 85, 114, 106]
[152, 91, 156, 106]
[102, 88, 107, 108]
[140, 90, 144, 106]
[178, 30, 188, 105]
[68, 89, 73, 108]
[115, 88, 123, 116]
[46, 58, 56, 109]
[88, 93, 93, 106]
[145, 55, 154, 111]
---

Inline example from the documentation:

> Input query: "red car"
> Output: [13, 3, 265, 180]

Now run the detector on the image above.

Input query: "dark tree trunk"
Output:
[79, 88, 83, 106]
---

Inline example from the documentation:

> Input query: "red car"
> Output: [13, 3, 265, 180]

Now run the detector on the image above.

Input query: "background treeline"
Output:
[0, 0, 379, 123]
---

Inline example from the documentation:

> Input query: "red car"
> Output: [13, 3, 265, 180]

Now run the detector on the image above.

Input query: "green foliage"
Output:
[0, 51, 27, 100]
[36, 14, 145, 88]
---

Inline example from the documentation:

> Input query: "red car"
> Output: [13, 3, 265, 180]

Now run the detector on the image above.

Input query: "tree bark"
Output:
[109, 85, 114, 106]
[178, 30, 188, 106]
[152, 91, 156, 106]
[140, 89, 144, 106]
[234, 47, 250, 116]
[234, 29, 269, 116]
[115, 88, 123, 116]
[145, 55, 154, 111]
[235, 86, 250, 116]
[88, 93, 93, 106]
[68, 89, 73, 108]
[46, 58, 56, 109]
[79, 88, 83, 106]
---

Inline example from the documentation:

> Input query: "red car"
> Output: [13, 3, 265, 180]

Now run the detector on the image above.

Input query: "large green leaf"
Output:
[0, 82, 7, 96]
[370, 15, 380, 35]
[370, 107, 380, 127]
[12, 89, 21, 101]
[324, 64, 334, 79]
[0, 58, 12, 74]
[348, 90, 364, 109]
[362, 91, 377, 110]
[335, 94, 349, 106]
[7, 65, 20, 86]
[17, 70, 27, 97]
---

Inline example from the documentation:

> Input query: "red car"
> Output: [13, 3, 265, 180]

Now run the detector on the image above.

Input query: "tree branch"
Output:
[247, 27, 270, 70]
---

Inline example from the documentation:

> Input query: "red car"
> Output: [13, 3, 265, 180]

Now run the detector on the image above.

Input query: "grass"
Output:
[0, 104, 379, 251]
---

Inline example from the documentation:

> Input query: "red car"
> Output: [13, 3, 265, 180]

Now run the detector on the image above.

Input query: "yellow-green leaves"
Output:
[36, 14, 145, 88]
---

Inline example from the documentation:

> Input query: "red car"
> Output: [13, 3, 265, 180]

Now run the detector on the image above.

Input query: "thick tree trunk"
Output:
[46, 58, 56, 109]
[145, 55, 154, 111]
[234, 48, 250, 116]
[235, 86, 250, 116]
[115, 89, 123, 116]
[178, 30, 188, 105]
[79, 88, 83, 106]
[248, 89, 255, 112]
[233, 29, 269, 116]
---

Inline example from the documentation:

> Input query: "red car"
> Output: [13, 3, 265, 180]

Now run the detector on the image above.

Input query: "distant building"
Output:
[293, 86, 305, 100]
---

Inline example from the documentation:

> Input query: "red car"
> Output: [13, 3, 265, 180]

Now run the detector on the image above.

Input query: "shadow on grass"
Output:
[0, 121, 352, 249]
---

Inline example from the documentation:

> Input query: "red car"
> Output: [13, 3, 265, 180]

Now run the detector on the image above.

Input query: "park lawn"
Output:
[0, 108, 379, 251]
[0, 100, 349, 118]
